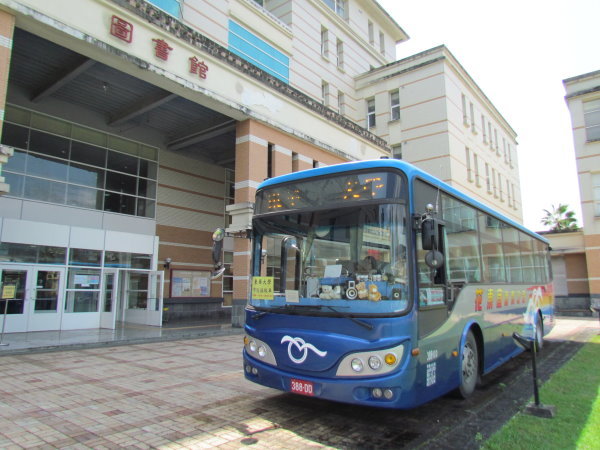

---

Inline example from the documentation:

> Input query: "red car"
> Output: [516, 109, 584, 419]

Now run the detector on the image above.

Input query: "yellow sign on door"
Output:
[252, 277, 274, 300]
[2, 285, 16, 299]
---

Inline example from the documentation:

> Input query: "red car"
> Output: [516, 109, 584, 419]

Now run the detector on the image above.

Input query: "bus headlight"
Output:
[336, 343, 405, 377]
[368, 356, 382, 370]
[244, 335, 277, 366]
[351, 358, 364, 372]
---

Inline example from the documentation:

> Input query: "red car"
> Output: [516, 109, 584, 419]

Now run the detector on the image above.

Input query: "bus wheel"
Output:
[535, 312, 544, 352]
[458, 330, 479, 398]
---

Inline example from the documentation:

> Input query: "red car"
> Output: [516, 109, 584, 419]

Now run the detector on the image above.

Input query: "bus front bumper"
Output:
[243, 350, 417, 409]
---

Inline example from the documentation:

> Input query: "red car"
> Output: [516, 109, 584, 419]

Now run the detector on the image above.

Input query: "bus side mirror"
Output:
[425, 250, 444, 269]
[421, 218, 437, 250]
[211, 228, 226, 279]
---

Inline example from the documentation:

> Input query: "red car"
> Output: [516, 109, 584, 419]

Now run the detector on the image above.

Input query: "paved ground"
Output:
[0, 317, 596, 449]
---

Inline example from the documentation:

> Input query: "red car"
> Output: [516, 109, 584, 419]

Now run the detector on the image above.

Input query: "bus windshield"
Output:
[251, 200, 410, 316]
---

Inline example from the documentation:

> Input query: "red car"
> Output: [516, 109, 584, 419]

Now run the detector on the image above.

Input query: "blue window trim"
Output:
[228, 20, 289, 83]
[146, 0, 181, 18]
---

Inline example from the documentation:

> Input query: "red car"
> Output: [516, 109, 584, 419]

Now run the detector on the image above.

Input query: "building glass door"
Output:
[0, 266, 65, 332]
[0, 268, 27, 332]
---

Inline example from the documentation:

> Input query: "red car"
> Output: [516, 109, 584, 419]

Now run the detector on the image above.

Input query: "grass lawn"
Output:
[483, 334, 600, 449]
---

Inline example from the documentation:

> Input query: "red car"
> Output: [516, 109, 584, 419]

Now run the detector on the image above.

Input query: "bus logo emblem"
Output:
[281, 335, 328, 364]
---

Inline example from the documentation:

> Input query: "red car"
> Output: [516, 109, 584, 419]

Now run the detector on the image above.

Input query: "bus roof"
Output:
[257, 159, 548, 244]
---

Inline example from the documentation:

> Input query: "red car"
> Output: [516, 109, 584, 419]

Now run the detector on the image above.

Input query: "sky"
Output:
[377, 0, 600, 231]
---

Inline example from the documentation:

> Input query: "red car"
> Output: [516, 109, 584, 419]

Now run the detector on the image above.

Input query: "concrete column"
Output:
[231, 121, 267, 306]
[0, 11, 15, 195]
[292, 153, 313, 172]
[272, 144, 292, 177]
[584, 235, 600, 302]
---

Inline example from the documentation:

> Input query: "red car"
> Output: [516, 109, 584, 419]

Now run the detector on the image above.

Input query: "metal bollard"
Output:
[512, 332, 555, 418]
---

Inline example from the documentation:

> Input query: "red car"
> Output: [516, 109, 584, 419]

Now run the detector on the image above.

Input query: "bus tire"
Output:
[534, 312, 544, 352]
[458, 330, 479, 399]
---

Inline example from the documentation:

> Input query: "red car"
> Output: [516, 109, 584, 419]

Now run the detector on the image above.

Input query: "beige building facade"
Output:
[562, 70, 600, 312]
[0, 0, 521, 332]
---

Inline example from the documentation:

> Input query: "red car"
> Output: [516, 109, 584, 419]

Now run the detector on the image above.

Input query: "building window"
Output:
[267, 143, 273, 178]
[492, 168, 497, 197]
[498, 173, 504, 201]
[391, 144, 402, 159]
[228, 20, 290, 83]
[508, 143, 513, 168]
[462, 94, 468, 126]
[390, 90, 400, 121]
[366, 98, 376, 129]
[474, 153, 480, 187]
[485, 163, 491, 193]
[222, 251, 233, 306]
[488, 122, 493, 149]
[512, 183, 517, 210]
[323, 0, 347, 19]
[502, 138, 508, 163]
[469, 102, 476, 133]
[321, 26, 329, 58]
[379, 31, 385, 54]
[465, 147, 473, 182]
[593, 173, 600, 216]
[507, 179, 512, 207]
[368, 20, 374, 45]
[225, 169, 235, 226]
[337, 91, 345, 115]
[336, 39, 344, 69]
[322, 80, 329, 106]
[584, 99, 600, 141]
[494, 129, 499, 153]
[1, 107, 158, 218]
[482, 115, 487, 143]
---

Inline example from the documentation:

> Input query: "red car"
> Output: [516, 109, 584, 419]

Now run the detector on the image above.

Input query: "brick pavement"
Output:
[0, 335, 329, 449]
[0, 318, 596, 449]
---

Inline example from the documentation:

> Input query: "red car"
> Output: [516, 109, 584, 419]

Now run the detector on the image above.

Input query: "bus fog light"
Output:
[249, 340, 257, 352]
[383, 389, 394, 400]
[251, 367, 258, 375]
[384, 353, 397, 365]
[372, 388, 382, 398]
[368, 356, 382, 370]
[351, 358, 364, 372]
[245, 365, 252, 374]
[258, 346, 267, 358]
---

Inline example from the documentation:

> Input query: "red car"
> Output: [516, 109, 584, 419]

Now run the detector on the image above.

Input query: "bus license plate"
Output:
[290, 378, 314, 396]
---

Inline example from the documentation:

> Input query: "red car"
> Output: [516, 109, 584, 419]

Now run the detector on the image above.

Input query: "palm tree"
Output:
[541, 204, 579, 232]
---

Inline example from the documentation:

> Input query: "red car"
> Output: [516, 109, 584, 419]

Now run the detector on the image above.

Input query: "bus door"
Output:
[414, 179, 451, 339]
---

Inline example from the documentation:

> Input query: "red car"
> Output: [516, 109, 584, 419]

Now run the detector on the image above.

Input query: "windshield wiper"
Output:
[322, 305, 374, 330]
[265, 304, 373, 330]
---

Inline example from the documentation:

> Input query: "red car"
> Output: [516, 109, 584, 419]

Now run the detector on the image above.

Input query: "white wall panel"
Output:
[69, 226, 105, 250]
[101, 213, 156, 235]
[1, 218, 69, 247]
[105, 230, 156, 254]
[21, 201, 104, 229]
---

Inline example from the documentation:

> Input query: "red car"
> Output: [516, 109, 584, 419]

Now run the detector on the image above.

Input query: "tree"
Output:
[541, 204, 579, 232]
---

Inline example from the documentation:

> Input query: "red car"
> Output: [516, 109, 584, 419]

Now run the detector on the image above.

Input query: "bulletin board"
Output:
[170, 270, 211, 297]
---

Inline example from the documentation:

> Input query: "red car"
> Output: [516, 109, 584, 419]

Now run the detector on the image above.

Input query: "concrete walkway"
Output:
[0, 319, 242, 355]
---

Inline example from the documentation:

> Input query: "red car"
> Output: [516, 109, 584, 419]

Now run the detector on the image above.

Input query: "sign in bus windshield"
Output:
[255, 171, 405, 214]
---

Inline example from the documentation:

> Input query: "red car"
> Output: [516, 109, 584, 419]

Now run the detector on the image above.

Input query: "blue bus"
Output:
[231, 159, 554, 409]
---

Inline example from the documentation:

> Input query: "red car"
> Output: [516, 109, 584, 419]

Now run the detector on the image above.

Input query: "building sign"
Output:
[189, 56, 209, 79]
[108, 17, 210, 79]
[110, 15, 134, 43]
[152, 38, 173, 61]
